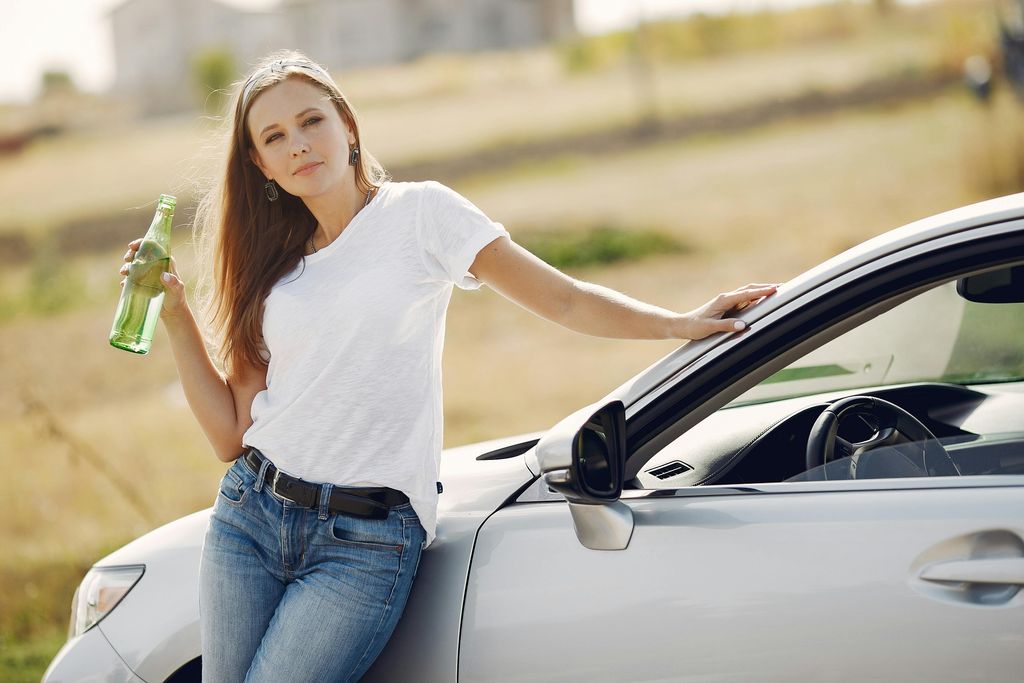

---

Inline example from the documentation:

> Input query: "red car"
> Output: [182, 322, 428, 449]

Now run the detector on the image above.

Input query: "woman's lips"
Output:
[293, 162, 322, 176]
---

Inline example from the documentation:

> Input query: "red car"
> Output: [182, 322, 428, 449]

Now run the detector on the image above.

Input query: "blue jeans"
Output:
[199, 454, 425, 682]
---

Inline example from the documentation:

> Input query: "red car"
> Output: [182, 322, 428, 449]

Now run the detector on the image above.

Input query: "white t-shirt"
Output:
[243, 180, 509, 546]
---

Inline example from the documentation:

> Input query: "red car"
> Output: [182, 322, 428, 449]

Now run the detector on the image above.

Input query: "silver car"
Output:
[45, 194, 1024, 682]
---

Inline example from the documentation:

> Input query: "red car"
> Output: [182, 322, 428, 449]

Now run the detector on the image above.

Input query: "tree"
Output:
[191, 47, 237, 114]
[39, 69, 76, 97]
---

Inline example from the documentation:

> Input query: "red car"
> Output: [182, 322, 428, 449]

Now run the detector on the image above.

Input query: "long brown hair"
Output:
[193, 51, 388, 374]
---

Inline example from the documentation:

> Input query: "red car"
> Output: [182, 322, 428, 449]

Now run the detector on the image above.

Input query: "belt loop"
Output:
[318, 483, 333, 521]
[253, 456, 272, 493]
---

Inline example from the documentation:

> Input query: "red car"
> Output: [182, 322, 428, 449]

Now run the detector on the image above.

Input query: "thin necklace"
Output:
[310, 187, 374, 254]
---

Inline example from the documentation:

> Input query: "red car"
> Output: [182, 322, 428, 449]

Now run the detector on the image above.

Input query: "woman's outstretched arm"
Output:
[469, 236, 777, 341]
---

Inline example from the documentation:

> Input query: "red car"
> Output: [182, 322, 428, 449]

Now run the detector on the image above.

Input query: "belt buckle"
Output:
[271, 468, 283, 496]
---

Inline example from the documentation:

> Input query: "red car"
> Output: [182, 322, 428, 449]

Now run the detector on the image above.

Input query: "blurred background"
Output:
[2, 0, 1023, 677]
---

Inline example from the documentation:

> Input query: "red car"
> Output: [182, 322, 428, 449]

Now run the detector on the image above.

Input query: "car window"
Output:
[730, 280, 1024, 406]
[635, 267, 1024, 490]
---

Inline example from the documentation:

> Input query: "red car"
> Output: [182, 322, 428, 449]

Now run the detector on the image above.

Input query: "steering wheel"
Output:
[805, 395, 961, 479]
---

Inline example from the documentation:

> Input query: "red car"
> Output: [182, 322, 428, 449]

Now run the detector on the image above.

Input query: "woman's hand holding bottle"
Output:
[120, 238, 189, 322]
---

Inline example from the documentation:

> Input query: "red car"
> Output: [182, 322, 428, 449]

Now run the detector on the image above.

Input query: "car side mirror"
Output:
[957, 264, 1024, 304]
[535, 401, 633, 550]
[545, 401, 626, 503]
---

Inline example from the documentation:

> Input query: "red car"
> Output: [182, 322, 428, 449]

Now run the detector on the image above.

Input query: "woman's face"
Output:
[246, 76, 356, 200]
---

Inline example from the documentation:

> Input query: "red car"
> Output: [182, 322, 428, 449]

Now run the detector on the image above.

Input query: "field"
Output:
[2, 0, 1019, 678]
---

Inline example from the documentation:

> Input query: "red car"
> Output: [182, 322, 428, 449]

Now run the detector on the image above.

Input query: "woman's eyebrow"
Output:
[258, 108, 323, 137]
[293, 107, 322, 120]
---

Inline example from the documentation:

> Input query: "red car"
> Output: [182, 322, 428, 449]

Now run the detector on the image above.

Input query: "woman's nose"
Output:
[290, 136, 310, 156]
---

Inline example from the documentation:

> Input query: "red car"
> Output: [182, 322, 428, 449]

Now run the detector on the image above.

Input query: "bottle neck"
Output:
[146, 206, 175, 244]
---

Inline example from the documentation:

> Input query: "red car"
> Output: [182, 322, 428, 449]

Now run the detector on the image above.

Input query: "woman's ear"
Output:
[340, 113, 357, 147]
[249, 148, 270, 180]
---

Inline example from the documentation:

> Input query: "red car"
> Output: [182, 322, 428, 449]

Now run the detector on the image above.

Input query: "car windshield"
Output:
[729, 278, 1024, 407]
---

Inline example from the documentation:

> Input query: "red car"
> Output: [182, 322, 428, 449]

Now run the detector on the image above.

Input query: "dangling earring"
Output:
[264, 180, 279, 202]
[349, 146, 360, 166]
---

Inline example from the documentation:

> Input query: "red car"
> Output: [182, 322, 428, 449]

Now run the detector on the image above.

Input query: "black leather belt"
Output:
[242, 448, 408, 520]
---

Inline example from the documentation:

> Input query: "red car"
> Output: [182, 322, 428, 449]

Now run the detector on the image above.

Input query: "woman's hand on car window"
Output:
[681, 283, 778, 340]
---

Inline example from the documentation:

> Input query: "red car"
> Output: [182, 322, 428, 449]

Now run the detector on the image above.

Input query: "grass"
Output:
[0, 222, 691, 323]
[463, 92, 986, 270]
[0, 115, 211, 237]
[560, 0, 994, 76]
[517, 224, 689, 269]
[0, 555, 101, 682]
[443, 89, 1005, 441]
[558, 1, 874, 71]
[0, 241, 92, 321]
[0, 628, 67, 683]
[0, 559, 93, 642]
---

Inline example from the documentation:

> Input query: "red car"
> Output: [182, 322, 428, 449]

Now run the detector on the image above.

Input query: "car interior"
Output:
[629, 263, 1024, 489]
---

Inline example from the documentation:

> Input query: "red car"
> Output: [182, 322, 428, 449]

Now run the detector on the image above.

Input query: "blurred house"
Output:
[109, 0, 576, 115]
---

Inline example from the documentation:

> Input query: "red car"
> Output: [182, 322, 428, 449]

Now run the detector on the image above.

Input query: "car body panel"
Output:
[94, 509, 206, 681]
[43, 627, 144, 683]
[364, 438, 536, 681]
[462, 482, 1024, 682]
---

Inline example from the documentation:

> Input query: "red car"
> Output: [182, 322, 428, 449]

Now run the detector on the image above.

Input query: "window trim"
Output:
[618, 475, 1024, 500]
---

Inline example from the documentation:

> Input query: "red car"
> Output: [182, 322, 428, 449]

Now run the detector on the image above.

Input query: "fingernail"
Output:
[734, 321, 746, 331]
[162, 273, 172, 283]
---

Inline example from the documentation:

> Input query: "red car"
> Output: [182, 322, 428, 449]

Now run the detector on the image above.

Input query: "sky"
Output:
[2, 0, 833, 104]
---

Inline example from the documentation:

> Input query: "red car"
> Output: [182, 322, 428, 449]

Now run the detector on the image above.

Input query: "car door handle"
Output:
[919, 558, 1024, 586]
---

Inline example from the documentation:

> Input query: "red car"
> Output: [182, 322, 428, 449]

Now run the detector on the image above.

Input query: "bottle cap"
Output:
[158, 194, 177, 209]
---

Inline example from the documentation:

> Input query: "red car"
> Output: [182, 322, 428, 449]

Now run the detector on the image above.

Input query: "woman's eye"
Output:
[265, 132, 282, 144]
[303, 117, 322, 127]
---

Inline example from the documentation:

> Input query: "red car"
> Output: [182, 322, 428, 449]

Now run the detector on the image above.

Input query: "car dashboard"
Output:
[630, 381, 1024, 489]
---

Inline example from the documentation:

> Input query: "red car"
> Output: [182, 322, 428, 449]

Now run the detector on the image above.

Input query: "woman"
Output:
[120, 52, 775, 682]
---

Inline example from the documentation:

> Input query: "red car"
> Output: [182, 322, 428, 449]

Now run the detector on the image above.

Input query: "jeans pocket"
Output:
[395, 502, 420, 526]
[326, 512, 403, 553]
[217, 467, 248, 506]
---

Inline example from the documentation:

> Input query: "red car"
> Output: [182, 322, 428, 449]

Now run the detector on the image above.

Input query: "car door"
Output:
[459, 223, 1024, 682]
[461, 479, 1023, 682]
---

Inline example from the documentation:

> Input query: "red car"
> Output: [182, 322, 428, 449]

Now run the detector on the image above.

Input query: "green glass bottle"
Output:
[109, 194, 176, 354]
